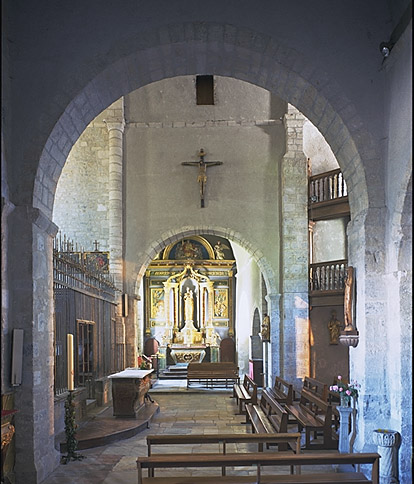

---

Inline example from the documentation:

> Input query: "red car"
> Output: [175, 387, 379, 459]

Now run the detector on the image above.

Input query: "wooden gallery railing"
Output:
[309, 259, 348, 293]
[309, 168, 347, 204]
[53, 233, 121, 396]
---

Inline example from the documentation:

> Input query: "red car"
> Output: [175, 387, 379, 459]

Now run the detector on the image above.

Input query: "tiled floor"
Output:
[41, 382, 336, 483]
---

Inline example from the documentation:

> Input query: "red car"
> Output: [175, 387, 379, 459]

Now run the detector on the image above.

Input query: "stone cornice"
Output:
[88, 119, 282, 129]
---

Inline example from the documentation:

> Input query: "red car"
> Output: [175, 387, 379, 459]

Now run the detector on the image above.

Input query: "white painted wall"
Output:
[303, 120, 338, 175]
[231, 241, 262, 376]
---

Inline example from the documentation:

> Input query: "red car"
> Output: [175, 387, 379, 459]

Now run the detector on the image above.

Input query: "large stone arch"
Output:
[34, 22, 376, 224]
[130, 226, 276, 377]
[132, 225, 277, 295]
[8, 21, 390, 483]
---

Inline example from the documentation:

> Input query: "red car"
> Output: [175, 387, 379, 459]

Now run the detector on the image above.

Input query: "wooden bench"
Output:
[146, 432, 301, 477]
[187, 362, 239, 388]
[245, 390, 290, 450]
[233, 374, 257, 414]
[137, 451, 380, 483]
[146, 432, 301, 456]
[285, 389, 338, 450]
[303, 376, 328, 401]
[265, 376, 294, 405]
[303, 376, 342, 429]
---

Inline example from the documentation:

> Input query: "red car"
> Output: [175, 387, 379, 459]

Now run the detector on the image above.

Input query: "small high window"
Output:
[196, 75, 214, 105]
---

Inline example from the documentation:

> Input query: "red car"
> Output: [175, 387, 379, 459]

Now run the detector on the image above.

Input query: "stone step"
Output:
[159, 366, 188, 379]
[86, 399, 97, 413]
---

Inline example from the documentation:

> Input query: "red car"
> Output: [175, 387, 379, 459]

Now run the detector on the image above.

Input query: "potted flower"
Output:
[330, 375, 360, 407]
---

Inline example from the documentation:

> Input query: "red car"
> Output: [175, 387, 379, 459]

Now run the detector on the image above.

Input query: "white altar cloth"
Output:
[108, 368, 153, 379]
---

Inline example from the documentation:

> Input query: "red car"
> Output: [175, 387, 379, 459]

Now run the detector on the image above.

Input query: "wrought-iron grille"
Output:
[53, 233, 122, 396]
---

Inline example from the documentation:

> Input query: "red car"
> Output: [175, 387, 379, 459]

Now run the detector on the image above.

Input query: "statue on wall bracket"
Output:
[339, 266, 359, 347]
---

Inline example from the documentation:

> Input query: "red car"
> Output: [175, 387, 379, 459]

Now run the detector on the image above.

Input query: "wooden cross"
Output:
[93, 240, 100, 251]
[182, 149, 223, 208]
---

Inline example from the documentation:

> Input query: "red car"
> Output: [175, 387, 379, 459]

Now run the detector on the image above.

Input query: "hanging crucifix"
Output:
[182, 148, 223, 208]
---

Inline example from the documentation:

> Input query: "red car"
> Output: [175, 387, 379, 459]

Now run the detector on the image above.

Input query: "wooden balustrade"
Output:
[309, 259, 347, 292]
[309, 168, 347, 204]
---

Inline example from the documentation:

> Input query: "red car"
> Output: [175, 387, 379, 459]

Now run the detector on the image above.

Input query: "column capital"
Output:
[13, 205, 58, 237]
[104, 117, 125, 133]
[265, 292, 281, 306]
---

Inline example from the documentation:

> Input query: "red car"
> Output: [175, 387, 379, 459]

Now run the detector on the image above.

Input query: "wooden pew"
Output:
[264, 376, 294, 405]
[146, 432, 301, 477]
[146, 432, 301, 456]
[232, 374, 257, 414]
[137, 451, 380, 484]
[285, 389, 338, 450]
[303, 376, 328, 401]
[245, 390, 290, 451]
[187, 362, 239, 388]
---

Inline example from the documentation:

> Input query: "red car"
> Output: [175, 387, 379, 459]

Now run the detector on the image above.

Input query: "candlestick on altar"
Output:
[67, 334, 74, 391]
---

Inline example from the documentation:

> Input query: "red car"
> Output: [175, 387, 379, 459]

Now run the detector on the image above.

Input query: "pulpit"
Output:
[109, 368, 153, 417]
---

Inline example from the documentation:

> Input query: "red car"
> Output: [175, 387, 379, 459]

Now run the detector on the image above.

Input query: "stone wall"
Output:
[52, 99, 124, 250]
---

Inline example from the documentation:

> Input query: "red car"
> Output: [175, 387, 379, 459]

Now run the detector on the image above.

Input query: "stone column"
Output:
[104, 117, 125, 296]
[281, 104, 309, 388]
[8, 206, 60, 482]
[104, 116, 131, 365]
[373, 430, 400, 484]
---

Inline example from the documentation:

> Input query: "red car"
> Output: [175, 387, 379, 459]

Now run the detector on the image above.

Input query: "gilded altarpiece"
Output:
[144, 236, 236, 361]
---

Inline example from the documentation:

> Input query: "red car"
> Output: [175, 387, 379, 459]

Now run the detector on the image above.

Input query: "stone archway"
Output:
[35, 22, 374, 223]
[129, 227, 277, 373]
[8, 20, 384, 483]
[132, 225, 277, 294]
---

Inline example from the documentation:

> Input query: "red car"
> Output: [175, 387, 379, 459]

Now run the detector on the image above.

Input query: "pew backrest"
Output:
[299, 389, 332, 424]
[137, 451, 380, 484]
[303, 376, 328, 401]
[266, 376, 294, 405]
[260, 390, 288, 433]
[243, 374, 258, 403]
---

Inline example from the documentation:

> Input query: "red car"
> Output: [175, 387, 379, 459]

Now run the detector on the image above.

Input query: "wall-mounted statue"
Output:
[344, 266, 354, 331]
[328, 310, 342, 345]
[261, 314, 270, 342]
[214, 240, 230, 260]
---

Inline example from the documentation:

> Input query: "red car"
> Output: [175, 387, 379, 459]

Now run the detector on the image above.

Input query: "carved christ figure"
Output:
[182, 149, 223, 207]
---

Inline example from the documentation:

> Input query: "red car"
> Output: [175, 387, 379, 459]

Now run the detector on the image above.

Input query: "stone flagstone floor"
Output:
[41, 382, 335, 483]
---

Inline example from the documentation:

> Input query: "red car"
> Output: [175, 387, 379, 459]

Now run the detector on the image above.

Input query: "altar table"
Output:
[109, 368, 153, 417]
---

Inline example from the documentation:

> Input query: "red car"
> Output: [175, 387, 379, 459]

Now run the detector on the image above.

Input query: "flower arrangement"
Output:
[330, 375, 360, 406]
[137, 354, 152, 369]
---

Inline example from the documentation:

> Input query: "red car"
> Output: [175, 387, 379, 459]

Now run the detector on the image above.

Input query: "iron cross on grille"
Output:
[181, 149, 223, 208]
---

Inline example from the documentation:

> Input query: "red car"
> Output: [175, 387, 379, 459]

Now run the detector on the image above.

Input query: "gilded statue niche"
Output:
[144, 236, 236, 347]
